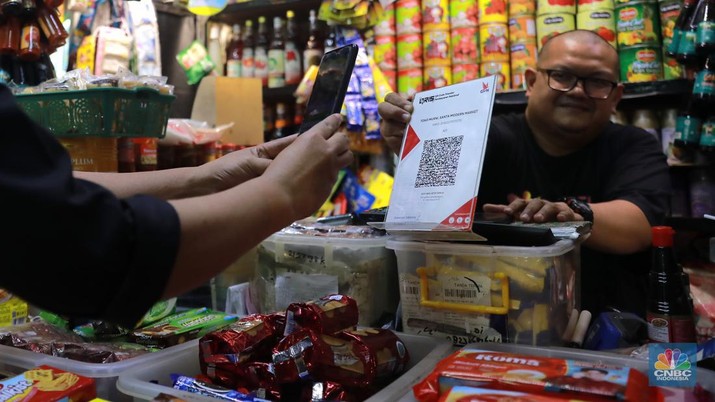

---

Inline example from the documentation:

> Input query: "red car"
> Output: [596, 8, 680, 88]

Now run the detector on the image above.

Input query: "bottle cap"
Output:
[652, 226, 675, 247]
[287, 10, 294, 19]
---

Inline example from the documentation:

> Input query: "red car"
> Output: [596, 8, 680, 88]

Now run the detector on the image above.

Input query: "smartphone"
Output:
[298, 43, 359, 134]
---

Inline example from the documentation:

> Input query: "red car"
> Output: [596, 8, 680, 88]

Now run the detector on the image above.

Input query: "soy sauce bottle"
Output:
[646, 226, 696, 343]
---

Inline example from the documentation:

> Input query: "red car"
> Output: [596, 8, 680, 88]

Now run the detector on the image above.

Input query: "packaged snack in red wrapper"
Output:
[244, 362, 281, 401]
[284, 295, 358, 336]
[413, 348, 656, 402]
[199, 314, 284, 388]
[337, 328, 410, 383]
[272, 328, 332, 383]
[0, 365, 96, 401]
[300, 381, 354, 402]
[438, 386, 571, 401]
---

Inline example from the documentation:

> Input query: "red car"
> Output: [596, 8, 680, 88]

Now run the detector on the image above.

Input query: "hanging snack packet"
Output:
[176, 41, 216, 85]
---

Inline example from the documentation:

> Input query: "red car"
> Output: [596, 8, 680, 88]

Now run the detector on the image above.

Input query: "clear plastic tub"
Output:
[387, 239, 580, 347]
[116, 332, 453, 402]
[252, 228, 399, 327]
[0, 340, 198, 401]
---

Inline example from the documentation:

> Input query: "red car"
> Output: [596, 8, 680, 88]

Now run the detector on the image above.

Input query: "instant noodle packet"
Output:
[414, 348, 656, 402]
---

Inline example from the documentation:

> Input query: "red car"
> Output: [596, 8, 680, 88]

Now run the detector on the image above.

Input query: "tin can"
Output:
[658, 0, 681, 42]
[615, 2, 661, 47]
[451, 27, 480, 64]
[396, 0, 422, 35]
[452, 63, 480, 83]
[661, 39, 683, 79]
[576, 0, 614, 12]
[449, 0, 479, 28]
[536, 13, 576, 50]
[509, 0, 536, 17]
[398, 68, 424, 97]
[510, 41, 538, 89]
[382, 68, 397, 91]
[537, 0, 575, 16]
[481, 61, 510, 91]
[509, 15, 537, 43]
[374, 3, 396, 36]
[396, 33, 423, 69]
[478, 0, 508, 24]
[619, 45, 663, 82]
[576, 10, 617, 48]
[423, 30, 452, 66]
[374, 35, 397, 70]
[422, 0, 450, 31]
[480, 23, 509, 61]
[424, 66, 452, 89]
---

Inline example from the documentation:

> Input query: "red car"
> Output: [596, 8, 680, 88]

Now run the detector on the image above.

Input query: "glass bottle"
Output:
[631, 109, 660, 142]
[324, 26, 337, 53]
[677, 0, 707, 67]
[21, 0, 35, 16]
[700, 115, 715, 154]
[254, 16, 269, 86]
[267, 16, 285, 88]
[36, 3, 68, 49]
[693, 53, 715, 113]
[303, 9, 323, 72]
[661, 108, 678, 158]
[669, 0, 698, 57]
[208, 25, 223, 76]
[0, 16, 21, 55]
[696, 0, 715, 55]
[273, 102, 289, 139]
[0, 0, 22, 15]
[226, 23, 242, 77]
[647, 226, 696, 343]
[284, 10, 301, 85]
[19, 20, 41, 62]
[674, 100, 703, 147]
[263, 103, 274, 141]
[241, 20, 254, 78]
[293, 101, 305, 133]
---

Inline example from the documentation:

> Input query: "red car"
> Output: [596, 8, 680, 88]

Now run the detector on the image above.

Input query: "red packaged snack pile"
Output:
[414, 348, 655, 402]
[284, 294, 359, 336]
[0, 365, 96, 401]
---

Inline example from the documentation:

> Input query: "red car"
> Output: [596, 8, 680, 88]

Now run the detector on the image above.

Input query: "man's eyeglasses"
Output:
[537, 68, 617, 100]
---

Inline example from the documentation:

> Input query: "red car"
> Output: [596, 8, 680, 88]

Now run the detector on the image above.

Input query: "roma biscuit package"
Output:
[0, 365, 96, 402]
[283, 295, 358, 336]
[413, 349, 656, 402]
[439, 386, 578, 401]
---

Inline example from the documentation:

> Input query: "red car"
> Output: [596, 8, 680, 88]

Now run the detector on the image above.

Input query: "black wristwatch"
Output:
[560, 197, 594, 223]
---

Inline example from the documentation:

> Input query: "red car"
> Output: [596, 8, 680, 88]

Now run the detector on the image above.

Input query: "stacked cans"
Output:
[536, 0, 576, 51]
[450, 0, 480, 83]
[509, 0, 537, 89]
[396, 0, 424, 97]
[373, 3, 398, 90]
[576, 0, 617, 49]
[479, 0, 511, 90]
[658, 0, 684, 79]
[423, 0, 453, 90]
[614, 0, 664, 81]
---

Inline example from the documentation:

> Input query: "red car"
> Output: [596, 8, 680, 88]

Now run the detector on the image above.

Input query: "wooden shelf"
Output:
[211, 0, 321, 23]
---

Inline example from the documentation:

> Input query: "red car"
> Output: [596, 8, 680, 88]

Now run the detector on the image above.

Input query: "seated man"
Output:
[378, 30, 671, 318]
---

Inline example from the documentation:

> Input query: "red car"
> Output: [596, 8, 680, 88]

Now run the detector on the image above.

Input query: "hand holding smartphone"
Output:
[298, 44, 359, 135]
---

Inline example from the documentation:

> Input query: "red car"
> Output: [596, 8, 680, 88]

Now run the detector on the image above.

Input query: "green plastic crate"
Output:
[15, 87, 175, 138]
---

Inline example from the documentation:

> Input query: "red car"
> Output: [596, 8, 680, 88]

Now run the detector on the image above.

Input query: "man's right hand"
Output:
[378, 92, 414, 154]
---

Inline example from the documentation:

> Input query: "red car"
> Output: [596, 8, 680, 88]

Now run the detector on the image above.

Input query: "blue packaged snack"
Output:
[172, 375, 268, 401]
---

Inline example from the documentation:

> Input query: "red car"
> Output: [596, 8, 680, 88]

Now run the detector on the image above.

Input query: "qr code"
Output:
[414, 135, 463, 188]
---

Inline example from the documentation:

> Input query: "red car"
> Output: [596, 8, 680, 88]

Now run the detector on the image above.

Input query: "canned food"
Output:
[396, 0, 422, 35]
[382, 68, 397, 91]
[536, 13, 576, 50]
[481, 61, 511, 91]
[537, 0, 575, 16]
[452, 63, 480, 83]
[449, 0, 479, 28]
[396, 33, 423, 69]
[478, 0, 508, 24]
[661, 39, 683, 79]
[619, 45, 663, 82]
[576, 10, 617, 48]
[576, 0, 614, 12]
[658, 0, 681, 42]
[509, 15, 537, 44]
[374, 3, 396, 36]
[424, 66, 452, 89]
[451, 27, 479, 64]
[422, 0, 450, 31]
[398, 68, 424, 97]
[374, 35, 397, 69]
[510, 41, 538, 89]
[423, 30, 451, 66]
[615, 2, 661, 47]
[509, 0, 536, 17]
[480, 23, 509, 61]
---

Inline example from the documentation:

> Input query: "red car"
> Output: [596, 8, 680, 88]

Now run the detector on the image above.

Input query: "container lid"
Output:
[386, 239, 575, 257]
[263, 220, 389, 247]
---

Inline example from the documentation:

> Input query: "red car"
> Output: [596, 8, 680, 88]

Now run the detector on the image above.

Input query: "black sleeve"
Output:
[603, 124, 671, 225]
[0, 85, 181, 328]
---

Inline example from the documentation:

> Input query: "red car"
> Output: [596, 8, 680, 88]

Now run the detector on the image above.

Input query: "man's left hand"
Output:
[483, 193, 584, 223]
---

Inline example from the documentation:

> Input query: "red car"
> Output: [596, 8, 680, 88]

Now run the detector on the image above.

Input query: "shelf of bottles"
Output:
[212, 0, 321, 24]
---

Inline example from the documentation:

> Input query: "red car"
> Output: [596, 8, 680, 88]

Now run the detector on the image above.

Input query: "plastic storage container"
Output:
[116, 332, 452, 402]
[387, 239, 579, 347]
[251, 226, 399, 327]
[0, 340, 198, 401]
